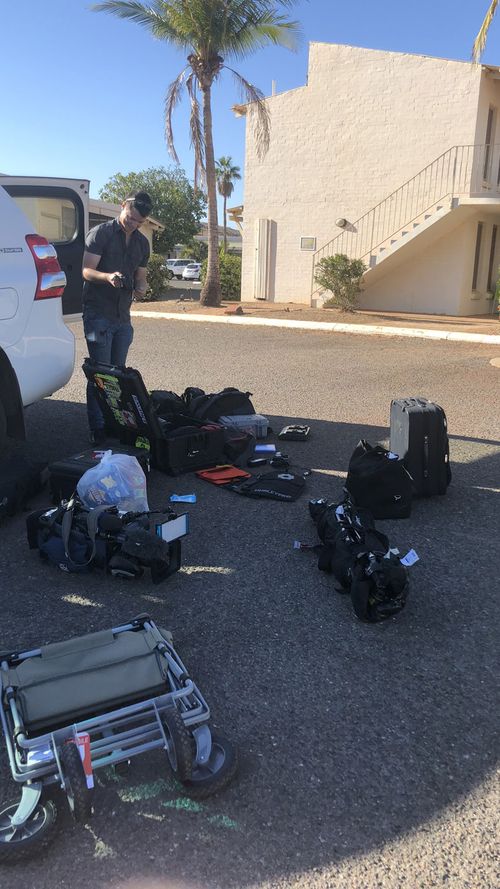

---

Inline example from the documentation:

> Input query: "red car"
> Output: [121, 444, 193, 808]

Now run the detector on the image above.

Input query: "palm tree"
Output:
[93, 1, 300, 306]
[472, 0, 498, 61]
[216, 156, 241, 253]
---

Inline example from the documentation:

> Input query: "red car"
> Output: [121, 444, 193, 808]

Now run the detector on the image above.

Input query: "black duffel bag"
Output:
[345, 439, 413, 519]
[308, 497, 410, 622]
[183, 386, 255, 421]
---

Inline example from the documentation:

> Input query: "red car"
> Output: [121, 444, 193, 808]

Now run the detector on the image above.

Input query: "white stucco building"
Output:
[239, 43, 500, 315]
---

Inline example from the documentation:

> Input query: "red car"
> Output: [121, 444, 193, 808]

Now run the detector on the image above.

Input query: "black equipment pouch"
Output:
[229, 470, 306, 502]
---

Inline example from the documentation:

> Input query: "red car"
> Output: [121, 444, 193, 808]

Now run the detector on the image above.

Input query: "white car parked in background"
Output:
[0, 183, 77, 450]
[182, 262, 201, 281]
[166, 258, 194, 279]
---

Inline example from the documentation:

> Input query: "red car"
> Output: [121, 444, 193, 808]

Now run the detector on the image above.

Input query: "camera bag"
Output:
[345, 439, 413, 519]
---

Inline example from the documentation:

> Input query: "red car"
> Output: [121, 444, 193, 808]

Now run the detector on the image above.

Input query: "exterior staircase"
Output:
[311, 143, 500, 299]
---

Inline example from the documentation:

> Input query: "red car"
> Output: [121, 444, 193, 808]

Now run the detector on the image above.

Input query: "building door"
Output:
[253, 218, 276, 300]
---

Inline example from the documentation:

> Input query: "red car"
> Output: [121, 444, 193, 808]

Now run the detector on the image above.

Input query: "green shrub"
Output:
[141, 252, 170, 301]
[314, 254, 366, 313]
[200, 251, 242, 301]
[181, 239, 208, 262]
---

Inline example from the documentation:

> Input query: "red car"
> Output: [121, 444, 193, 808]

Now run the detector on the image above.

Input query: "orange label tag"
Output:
[76, 732, 94, 789]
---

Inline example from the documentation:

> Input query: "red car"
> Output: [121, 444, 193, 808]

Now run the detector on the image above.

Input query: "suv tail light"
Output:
[25, 234, 67, 299]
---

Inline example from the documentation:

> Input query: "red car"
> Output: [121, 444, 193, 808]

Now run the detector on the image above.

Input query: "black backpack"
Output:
[345, 439, 413, 519]
[151, 390, 187, 417]
[183, 387, 255, 421]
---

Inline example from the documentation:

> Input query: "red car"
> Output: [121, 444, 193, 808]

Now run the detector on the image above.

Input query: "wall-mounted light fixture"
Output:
[336, 218, 348, 228]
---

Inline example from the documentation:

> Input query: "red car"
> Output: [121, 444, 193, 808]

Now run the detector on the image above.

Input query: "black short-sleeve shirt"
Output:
[82, 218, 150, 322]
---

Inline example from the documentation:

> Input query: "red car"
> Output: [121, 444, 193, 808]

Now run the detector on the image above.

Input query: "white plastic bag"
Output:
[77, 451, 149, 513]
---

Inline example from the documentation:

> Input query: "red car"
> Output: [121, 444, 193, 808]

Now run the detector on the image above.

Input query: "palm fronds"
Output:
[472, 0, 499, 62]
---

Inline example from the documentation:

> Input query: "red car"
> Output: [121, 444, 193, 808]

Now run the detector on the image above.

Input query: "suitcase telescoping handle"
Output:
[423, 434, 429, 480]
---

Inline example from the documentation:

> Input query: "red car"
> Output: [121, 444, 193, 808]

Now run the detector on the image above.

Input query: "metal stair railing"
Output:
[311, 143, 500, 294]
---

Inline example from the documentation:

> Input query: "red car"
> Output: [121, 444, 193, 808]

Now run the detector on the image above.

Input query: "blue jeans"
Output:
[84, 312, 134, 432]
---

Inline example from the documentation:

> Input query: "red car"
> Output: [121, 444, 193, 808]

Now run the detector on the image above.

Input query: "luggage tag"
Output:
[74, 732, 94, 789]
[400, 548, 419, 567]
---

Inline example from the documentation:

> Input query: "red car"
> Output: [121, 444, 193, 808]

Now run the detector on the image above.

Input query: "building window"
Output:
[89, 212, 114, 229]
[472, 222, 483, 291]
[300, 237, 316, 251]
[483, 107, 495, 180]
[487, 225, 498, 292]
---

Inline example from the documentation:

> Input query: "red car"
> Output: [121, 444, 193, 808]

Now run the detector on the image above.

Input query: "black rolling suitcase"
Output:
[390, 397, 451, 497]
[82, 360, 226, 475]
[48, 446, 151, 502]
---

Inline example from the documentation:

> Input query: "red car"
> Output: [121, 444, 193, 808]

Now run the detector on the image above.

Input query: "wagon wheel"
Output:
[0, 797, 58, 862]
[160, 707, 193, 781]
[60, 742, 93, 822]
[180, 735, 238, 800]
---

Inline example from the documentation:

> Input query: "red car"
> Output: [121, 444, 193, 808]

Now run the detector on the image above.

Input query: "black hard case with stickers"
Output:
[82, 360, 226, 475]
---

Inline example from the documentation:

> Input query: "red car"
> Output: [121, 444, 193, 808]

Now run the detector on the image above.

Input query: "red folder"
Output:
[195, 465, 252, 485]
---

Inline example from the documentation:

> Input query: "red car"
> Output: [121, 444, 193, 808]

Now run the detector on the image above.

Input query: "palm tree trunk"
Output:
[200, 84, 221, 306]
[223, 193, 227, 253]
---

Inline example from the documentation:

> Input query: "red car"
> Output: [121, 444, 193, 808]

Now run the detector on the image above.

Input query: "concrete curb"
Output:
[131, 310, 500, 345]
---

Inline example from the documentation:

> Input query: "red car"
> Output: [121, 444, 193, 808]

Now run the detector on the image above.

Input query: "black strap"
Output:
[61, 501, 110, 568]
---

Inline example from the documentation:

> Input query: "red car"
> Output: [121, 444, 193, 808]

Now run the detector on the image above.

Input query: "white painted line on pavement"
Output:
[131, 310, 500, 345]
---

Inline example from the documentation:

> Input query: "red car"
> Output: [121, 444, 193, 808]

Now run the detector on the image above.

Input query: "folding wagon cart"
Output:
[0, 615, 237, 861]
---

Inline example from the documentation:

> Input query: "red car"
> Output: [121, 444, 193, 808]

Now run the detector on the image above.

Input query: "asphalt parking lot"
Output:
[0, 316, 498, 889]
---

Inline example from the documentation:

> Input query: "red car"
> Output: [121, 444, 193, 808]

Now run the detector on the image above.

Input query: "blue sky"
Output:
[3, 1, 500, 219]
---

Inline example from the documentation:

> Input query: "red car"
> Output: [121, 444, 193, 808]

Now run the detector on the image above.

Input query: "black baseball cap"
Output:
[125, 191, 153, 218]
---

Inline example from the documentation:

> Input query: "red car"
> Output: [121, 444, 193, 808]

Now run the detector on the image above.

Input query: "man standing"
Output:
[82, 190, 152, 443]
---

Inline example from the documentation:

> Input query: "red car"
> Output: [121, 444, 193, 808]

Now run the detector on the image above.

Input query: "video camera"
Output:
[27, 502, 188, 584]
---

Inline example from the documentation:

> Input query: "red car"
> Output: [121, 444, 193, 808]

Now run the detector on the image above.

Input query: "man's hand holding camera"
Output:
[109, 272, 125, 288]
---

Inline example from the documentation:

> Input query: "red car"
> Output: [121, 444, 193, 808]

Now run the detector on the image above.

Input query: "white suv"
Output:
[0, 184, 75, 449]
[166, 258, 195, 279]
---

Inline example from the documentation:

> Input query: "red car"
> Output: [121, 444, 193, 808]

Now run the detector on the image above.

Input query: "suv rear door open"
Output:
[0, 176, 88, 317]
